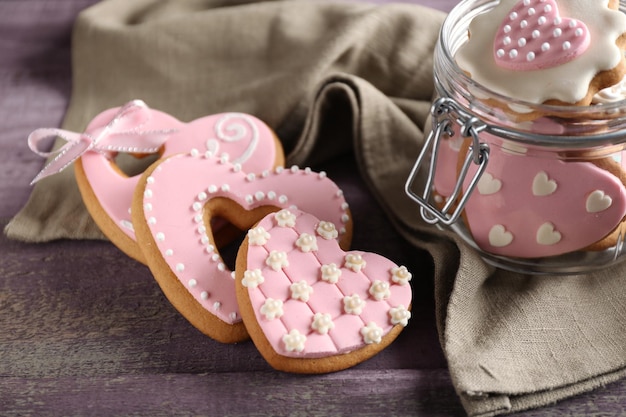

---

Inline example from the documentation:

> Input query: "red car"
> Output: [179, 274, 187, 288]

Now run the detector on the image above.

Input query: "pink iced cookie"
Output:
[73, 101, 283, 262]
[132, 152, 353, 343]
[434, 131, 626, 258]
[235, 209, 412, 374]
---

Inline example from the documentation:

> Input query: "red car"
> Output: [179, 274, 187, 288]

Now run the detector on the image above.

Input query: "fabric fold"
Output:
[5, 1, 625, 415]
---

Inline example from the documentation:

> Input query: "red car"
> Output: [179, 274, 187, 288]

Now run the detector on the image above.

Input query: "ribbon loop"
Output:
[28, 100, 177, 184]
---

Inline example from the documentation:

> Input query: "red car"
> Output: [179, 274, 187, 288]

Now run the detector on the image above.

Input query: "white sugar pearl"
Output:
[541, 42, 550, 52]
[176, 263, 184, 272]
[504, 24, 511, 33]
[156, 232, 165, 241]
[532, 30, 540, 39]
[527, 7, 535, 15]
[509, 49, 518, 59]
[527, 52, 535, 61]
[497, 49, 505, 58]
[510, 11, 518, 20]
[520, 20, 528, 29]
[518, 38, 526, 47]
[503, 36, 511, 45]
[563, 41, 571, 50]
[538, 16, 546, 25]
[575, 28, 583, 37]
[201, 291, 209, 300]
[544, 5, 552, 13]
[553, 28, 562, 38]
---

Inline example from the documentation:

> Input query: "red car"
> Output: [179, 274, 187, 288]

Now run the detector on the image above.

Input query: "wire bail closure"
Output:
[405, 97, 490, 225]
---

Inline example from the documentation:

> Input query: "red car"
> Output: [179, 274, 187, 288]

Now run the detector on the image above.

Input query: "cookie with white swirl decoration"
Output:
[235, 209, 412, 373]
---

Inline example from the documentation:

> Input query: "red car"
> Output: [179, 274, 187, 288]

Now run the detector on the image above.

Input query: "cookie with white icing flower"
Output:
[456, 0, 626, 108]
[235, 209, 412, 374]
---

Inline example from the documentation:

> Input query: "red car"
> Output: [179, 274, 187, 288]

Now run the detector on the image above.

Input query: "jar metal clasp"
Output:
[405, 97, 491, 225]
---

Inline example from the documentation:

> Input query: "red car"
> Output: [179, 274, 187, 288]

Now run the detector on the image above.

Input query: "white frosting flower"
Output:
[266, 250, 289, 271]
[369, 280, 391, 301]
[282, 329, 307, 352]
[344, 253, 366, 273]
[290, 280, 314, 302]
[311, 312, 335, 335]
[320, 263, 342, 284]
[295, 233, 318, 252]
[248, 226, 271, 246]
[274, 209, 296, 227]
[343, 294, 366, 315]
[316, 221, 338, 240]
[242, 269, 265, 289]
[389, 305, 411, 327]
[360, 322, 383, 345]
[260, 298, 284, 320]
[390, 265, 412, 286]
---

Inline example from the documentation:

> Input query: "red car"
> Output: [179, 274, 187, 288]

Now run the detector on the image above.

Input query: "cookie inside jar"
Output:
[406, 0, 626, 274]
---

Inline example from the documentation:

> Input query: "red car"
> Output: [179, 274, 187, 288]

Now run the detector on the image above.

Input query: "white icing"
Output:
[260, 298, 284, 320]
[360, 322, 383, 344]
[343, 294, 366, 315]
[265, 250, 289, 271]
[316, 221, 339, 240]
[242, 269, 265, 288]
[488, 224, 514, 247]
[344, 253, 366, 272]
[248, 226, 271, 246]
[369, 280, 391, 301]
[295, 233, 318, 252]
[320, 263, 342, 284]
[477, 172, 502, 195]
[536, 222, 562, 245]
[282, 329, 306, 352]
[586, 190, 613, 213]
[274, 209, 296, 227]
[456, 0, 626, 104]
[593, 73, 626, 104]
[532, 171, 558, 196]
[390, 266, 412, 286]
[389, 305, 411, 327]
[290, 280, 314, 302]
[311, 313, 335, 335]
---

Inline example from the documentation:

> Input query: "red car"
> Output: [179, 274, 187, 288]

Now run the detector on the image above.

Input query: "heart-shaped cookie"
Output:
[235, 209, 412, 374]
[75, 102, 283, 263]
[493, 0, 590, 71]
[132, 152, 352, 343]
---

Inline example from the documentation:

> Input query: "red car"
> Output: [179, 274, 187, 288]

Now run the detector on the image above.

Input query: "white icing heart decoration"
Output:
[237, 209, 412, 373]
[488, 224, 514, 248]
[532, 171, 557, 196]
[494, 0, 590, 71]
[478, 172, 502, 195]
[536, 222, 562, 246]
[586, 190, 613, 213]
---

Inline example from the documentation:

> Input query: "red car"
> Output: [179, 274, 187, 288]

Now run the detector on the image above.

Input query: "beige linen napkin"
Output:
[5, 1, 625, 415]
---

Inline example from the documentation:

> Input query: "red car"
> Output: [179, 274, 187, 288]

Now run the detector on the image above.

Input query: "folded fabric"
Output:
[5, 0, 625, 416]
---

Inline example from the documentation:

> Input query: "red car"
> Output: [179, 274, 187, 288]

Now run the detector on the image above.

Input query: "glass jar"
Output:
[405, 0, 626, 274]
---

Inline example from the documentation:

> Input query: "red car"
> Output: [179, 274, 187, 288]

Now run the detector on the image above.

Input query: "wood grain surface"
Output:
[1, 0, 625, 416]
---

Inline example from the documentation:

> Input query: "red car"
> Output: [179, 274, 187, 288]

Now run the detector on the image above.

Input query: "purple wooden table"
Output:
[1, 0, 624, 416]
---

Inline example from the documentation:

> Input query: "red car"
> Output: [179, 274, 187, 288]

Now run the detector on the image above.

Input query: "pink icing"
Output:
[80, 106, 279, 242]
[140, 153, 351, 327]
[242, 209, 412, 359]
[494, 0, 590, 71]
[434, 130, 626, 258]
